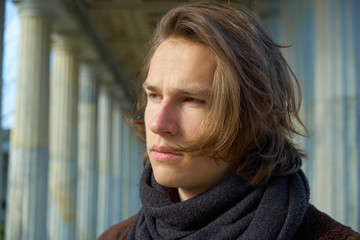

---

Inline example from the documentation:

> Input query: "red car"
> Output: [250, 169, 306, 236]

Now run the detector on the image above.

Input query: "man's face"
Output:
[144, 37, 234, 201]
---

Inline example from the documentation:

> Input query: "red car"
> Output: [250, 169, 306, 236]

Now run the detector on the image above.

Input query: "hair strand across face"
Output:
[128, 1, 307, 186]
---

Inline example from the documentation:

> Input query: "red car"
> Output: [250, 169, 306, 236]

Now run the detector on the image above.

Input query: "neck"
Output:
[178, 188, 201, 201]
[164, 187, 181, 203]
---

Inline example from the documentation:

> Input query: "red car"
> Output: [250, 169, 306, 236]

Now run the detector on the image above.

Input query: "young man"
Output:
[99, 2, 360, 239]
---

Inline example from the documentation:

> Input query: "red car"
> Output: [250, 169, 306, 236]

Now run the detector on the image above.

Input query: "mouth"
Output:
[150, 146, 183, 162]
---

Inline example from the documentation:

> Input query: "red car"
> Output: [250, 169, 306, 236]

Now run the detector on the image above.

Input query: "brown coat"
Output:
[98, 204, 360, 240]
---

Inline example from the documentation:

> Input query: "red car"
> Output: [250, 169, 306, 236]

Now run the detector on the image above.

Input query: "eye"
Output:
[183, 97, 205, 104]
[147, 93, 162, 101]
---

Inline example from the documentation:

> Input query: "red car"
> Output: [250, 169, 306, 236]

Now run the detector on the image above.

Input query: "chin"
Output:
[152, 166, 182, 188]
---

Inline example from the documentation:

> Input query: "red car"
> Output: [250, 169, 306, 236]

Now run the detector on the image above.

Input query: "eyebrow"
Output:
[143, 82, 210, 98]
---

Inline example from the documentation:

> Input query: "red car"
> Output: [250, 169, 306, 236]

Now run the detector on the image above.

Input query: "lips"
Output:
[150, 146, 183, 162]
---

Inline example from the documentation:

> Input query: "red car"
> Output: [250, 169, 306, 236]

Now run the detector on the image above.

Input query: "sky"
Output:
[2, 0, 19, 130]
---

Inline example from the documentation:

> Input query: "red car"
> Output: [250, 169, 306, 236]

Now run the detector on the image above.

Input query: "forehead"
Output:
[145, 37, 216, 91]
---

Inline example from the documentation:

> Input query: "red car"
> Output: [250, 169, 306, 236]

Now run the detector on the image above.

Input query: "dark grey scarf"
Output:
[127, 164, 310, 240]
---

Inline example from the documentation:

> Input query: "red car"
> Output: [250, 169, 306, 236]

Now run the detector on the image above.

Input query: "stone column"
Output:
[0, 0, 5, 226]
[135, 137, 146, 210]
[97, 82, 113, 235]
[273, 0, 360, 231]
[277, 0, 316, 180]
[76, 62, 99, 240]
[48, 33, 79, 240]
[121, 120, 131, 220]
[129, 132, 141, 215]
[5, 2, 51, 239]
[312, 0, 359, 230]
[111, 96, 124, 224]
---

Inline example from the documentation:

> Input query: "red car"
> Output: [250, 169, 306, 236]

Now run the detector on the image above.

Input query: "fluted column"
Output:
[312, 0, 359, 230]
[130, 134, 143, 215]
[76, 62, 99, 240]
[111, 97, 124, 224]
[48, 34, 79, 240]
[273, 0, 360, 231]
[0, 0, 5, 226]
[6, 2, 51, 239]
[121, 121, 131, 220]
[137, 138, 146, 208]
[277, 0, 315, 179]
[97, 83, 113, 235]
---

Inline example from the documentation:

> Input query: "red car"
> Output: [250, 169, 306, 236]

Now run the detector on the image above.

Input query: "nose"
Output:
[148, 102, 178, 136]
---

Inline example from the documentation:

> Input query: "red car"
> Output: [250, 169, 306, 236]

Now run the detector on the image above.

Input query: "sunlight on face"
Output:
[144, 37, 234, 201]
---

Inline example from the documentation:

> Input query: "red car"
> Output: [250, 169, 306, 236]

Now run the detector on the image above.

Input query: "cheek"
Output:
[182, 111, 204, 136]
[144, 106, 152, 141]
[144, 105, 151, 128]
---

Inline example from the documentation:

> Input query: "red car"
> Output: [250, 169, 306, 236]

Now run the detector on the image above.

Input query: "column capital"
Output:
[99, 81, 115, 94]
[15, 0, 57, 17]
[80, 60, 101, 74]
[111, 92, 132, 112]
[51, 32, 82, 52]
[80, 42, 100, 63]
[99, 66, 115, 84]
[112, 86, 126, 100]
[98, 68, 127, 102]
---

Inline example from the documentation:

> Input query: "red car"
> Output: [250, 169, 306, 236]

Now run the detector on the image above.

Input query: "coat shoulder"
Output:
[293, 204, 360, 240]
[98, 215, 137, 240]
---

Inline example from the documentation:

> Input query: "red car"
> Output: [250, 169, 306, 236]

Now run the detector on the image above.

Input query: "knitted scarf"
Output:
[127, 164, 310, 240]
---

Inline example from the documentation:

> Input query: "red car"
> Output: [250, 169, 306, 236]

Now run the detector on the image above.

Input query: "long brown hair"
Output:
[129, 1, 307, 186]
